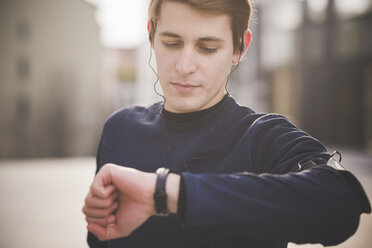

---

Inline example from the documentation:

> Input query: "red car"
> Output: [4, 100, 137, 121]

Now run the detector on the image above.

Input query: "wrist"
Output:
[166, 173, 180, 214]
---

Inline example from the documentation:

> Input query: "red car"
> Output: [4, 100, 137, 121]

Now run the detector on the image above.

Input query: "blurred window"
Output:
[271, 1, 303, 31]
[334, 21, 362, 59]
[16, 18, 31, 42]
[335, 0, 371, 18]
[307, 26, 324, 63]
[16, 96, 31, 122]
[307, 0, 329, 23]
[16, 56, 31, 81]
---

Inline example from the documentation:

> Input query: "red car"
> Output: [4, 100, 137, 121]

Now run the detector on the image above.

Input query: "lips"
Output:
[171, 82, 199, 93]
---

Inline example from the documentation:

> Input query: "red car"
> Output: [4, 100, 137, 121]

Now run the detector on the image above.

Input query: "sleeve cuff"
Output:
[177, 175, 187, 220]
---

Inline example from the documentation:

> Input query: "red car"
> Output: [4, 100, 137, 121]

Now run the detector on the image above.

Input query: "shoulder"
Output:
[227, 97, 294, 131]
[226, 97, 313, 139]
[102, 102, 162, 136]
[247, 113, 327, 173]
[248, 113, 297, 135]
[244, 111, 324, 149]
[106, 102, 162, 125]
[228, 99, 327, 172]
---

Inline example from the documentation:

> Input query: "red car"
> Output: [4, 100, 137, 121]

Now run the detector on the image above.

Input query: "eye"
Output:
[163, 41, 182, 48]
[199, 46, 217, 54]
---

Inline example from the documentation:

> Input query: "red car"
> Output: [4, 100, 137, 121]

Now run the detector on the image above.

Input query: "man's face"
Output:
[152, 1, 240, 113]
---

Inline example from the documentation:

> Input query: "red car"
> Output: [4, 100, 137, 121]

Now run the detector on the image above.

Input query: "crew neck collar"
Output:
[161, 94, 231, 133]
[162, 94, 229, 123]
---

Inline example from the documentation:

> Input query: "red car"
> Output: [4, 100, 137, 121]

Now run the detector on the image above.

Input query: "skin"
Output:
[83, 1, 251, 241]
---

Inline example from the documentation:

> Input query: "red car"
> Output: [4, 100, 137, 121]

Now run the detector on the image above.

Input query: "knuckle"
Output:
[105, 208, 113, 216]
[102, 200, 110, 208]
[89, 184, 96, 194]
[102, 163, 113, 172]
[110, 193, 118, 202]
[82, 206, 87, 215]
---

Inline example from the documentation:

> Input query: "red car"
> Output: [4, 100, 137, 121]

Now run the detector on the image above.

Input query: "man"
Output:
[83, 0, 371, 247]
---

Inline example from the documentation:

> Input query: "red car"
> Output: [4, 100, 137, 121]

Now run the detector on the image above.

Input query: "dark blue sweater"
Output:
[88, 96, 370, 248]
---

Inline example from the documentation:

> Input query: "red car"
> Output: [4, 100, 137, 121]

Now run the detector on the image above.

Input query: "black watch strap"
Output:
[154, 167, 170, 216]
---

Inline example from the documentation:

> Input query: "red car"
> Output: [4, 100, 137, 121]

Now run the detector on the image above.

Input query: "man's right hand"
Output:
[82, 164, 157, 241]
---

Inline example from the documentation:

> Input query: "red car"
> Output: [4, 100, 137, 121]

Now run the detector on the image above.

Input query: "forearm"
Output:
[181, 166, 365, 246]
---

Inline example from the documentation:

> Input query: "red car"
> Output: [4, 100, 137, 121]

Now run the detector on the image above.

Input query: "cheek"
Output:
[155, 47, 176, 66]
[154, 52, 171, 78]
[204, 55, 233, 82]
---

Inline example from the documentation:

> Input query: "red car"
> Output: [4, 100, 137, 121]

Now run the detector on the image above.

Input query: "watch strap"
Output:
[154, 167, 170, 216]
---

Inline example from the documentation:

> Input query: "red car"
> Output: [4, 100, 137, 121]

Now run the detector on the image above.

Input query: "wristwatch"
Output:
[154, 167, 170, 216]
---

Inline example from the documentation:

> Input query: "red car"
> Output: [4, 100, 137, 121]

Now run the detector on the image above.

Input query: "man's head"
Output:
[148, 0, 252, 54]
[148, 0, 252, 113]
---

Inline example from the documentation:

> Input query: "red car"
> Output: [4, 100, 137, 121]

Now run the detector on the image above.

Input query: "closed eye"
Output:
[163, 41, 182, 48]
[199, 46, 217, 54]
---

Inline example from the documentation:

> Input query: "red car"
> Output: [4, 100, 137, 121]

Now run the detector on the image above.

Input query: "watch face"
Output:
[154, 212, 170, 217]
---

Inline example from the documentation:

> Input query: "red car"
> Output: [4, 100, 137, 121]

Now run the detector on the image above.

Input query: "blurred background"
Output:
[0, 0, 371, 247]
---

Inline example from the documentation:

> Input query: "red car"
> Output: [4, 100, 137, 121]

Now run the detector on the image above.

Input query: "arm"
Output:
[83, 163, 369, 245]
[181, 165, 369, 246]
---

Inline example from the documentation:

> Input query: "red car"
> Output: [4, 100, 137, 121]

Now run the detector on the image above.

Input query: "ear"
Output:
[232, 29, 252, 65]
[147, 21, 153, 47]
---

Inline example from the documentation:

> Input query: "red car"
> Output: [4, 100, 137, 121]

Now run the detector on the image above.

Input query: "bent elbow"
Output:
[321, 208, 360, 246]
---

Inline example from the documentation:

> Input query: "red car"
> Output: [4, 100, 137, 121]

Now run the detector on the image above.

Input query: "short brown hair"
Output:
[148, 0, 252, 54]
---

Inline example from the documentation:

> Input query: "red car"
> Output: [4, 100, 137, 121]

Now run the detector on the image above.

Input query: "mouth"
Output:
[171, 82, 199, 93]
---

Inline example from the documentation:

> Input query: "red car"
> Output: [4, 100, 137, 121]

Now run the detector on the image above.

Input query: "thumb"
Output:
[88, 222, 121, 241]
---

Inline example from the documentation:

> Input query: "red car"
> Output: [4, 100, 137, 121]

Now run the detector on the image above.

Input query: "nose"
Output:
[175, 47, 197, 75]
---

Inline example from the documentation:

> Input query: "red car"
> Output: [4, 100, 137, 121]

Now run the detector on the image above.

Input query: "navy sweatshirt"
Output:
[88, 95, 370, 248]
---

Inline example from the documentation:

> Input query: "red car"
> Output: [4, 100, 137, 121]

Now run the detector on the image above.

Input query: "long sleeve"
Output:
[182, 166, 368, 246]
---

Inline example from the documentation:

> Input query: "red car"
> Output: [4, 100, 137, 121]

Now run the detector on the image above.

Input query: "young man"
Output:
[83, 0, 370, 247]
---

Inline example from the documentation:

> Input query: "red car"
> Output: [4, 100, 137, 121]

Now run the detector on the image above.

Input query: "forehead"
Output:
[156, 1, 232, 40]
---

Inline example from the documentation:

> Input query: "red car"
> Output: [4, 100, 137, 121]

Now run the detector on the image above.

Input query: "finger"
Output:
[83, 201, 119, 218]
[90, 183, 117, 199]
[85, 191, 119, 209]
[86, 215, 116, 226]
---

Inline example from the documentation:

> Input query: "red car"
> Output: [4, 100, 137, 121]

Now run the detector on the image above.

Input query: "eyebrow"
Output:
[160, 32, 180, 38]
[159, 31, 225, 43]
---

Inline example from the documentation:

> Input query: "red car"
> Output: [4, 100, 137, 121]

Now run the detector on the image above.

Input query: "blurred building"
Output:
[100, 44, 162, 117]
[298, 0, 372, 150]
[234, 0, 372, 152]
[0, 0, 103, 158]
[101, 48, 136, 115]
[134, 41, 163, 107]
